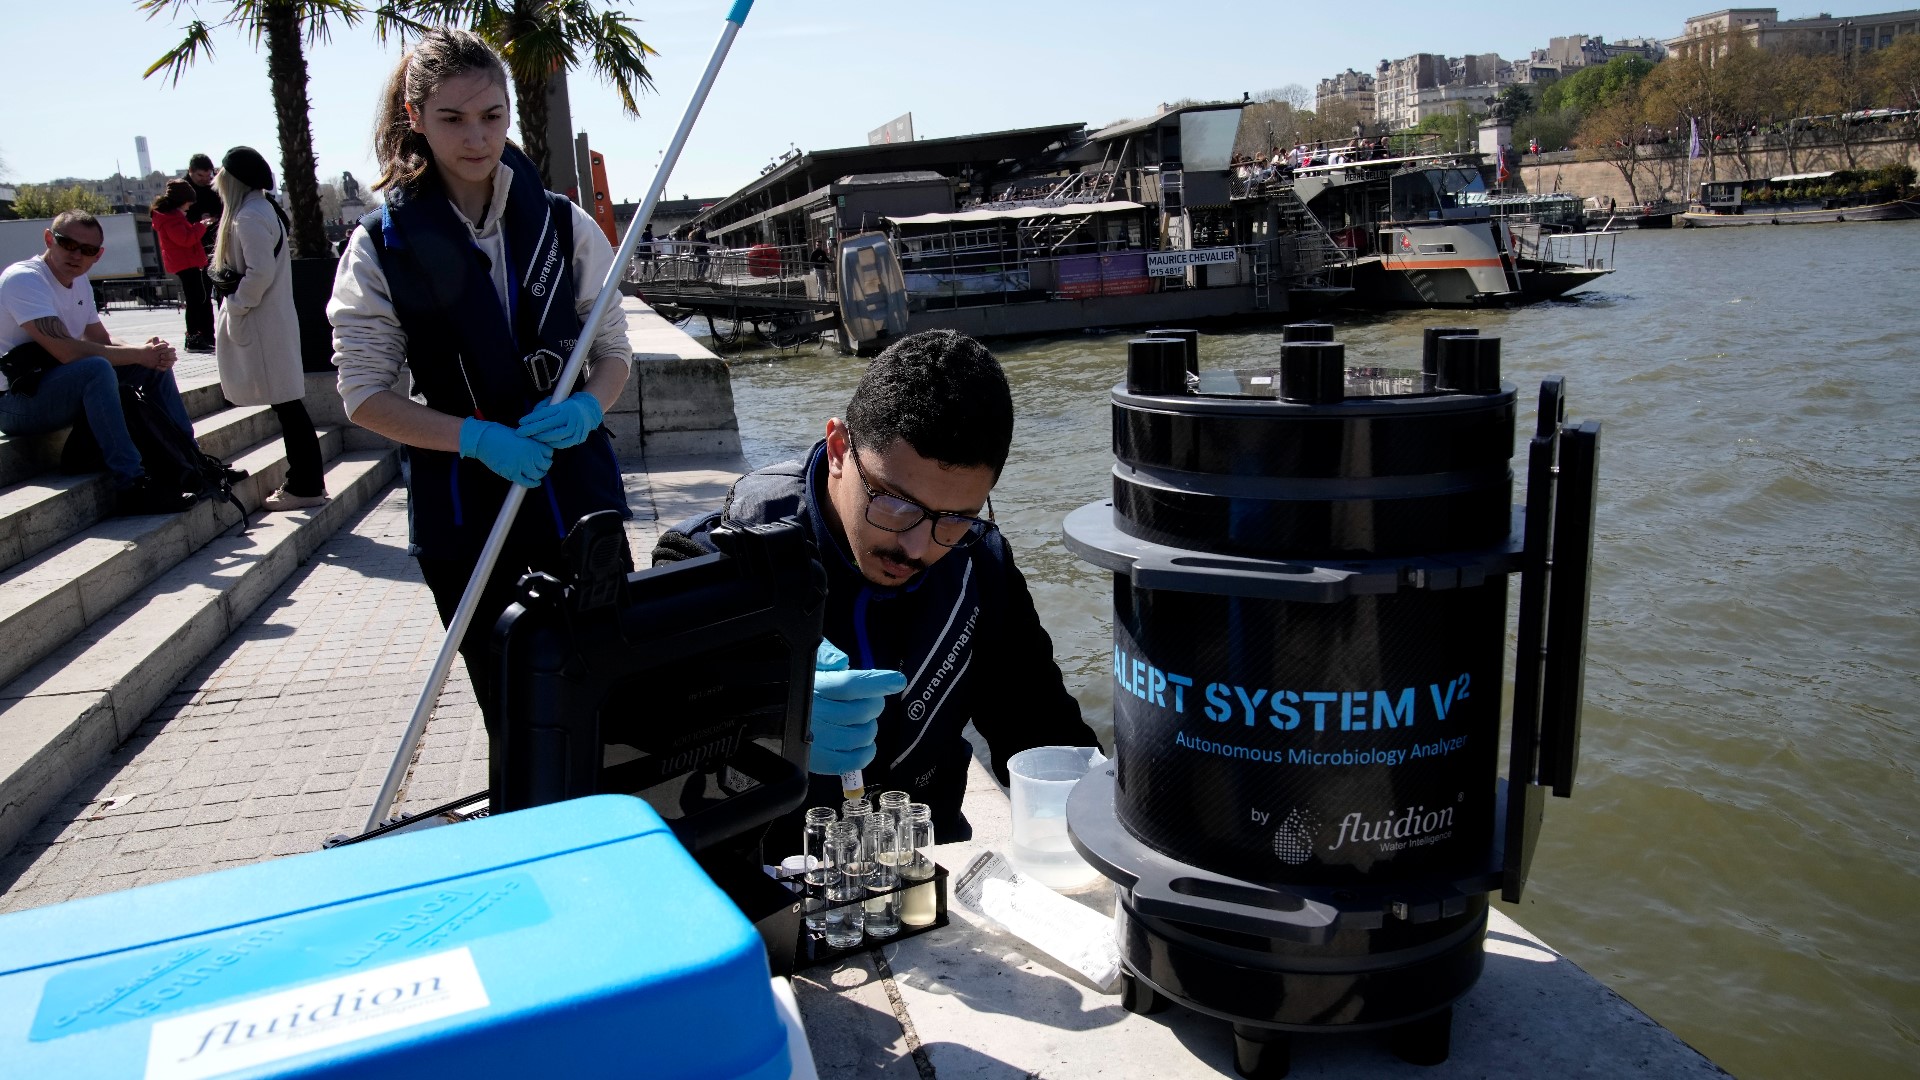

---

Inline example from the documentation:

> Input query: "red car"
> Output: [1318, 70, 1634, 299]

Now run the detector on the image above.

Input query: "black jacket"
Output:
[190, 181, 221, 255]
[654, 442, 1098, 840]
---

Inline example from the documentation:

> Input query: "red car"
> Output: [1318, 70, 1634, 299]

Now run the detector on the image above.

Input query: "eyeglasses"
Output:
[51, 232, 103, 258]
[846, 439, 995, 549]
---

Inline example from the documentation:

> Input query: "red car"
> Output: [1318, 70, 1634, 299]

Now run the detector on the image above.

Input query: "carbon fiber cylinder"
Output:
[1098, 360, 1517, 885]
[1110, 387, 1515, 559]
[1111, 575, 1505, 886]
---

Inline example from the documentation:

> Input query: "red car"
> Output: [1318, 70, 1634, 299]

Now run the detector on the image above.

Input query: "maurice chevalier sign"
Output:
[1146, 247, 1238, 276]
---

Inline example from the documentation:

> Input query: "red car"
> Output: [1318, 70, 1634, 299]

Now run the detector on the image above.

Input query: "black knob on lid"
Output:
[1145, 328, 1200, 376]
[1282, 322, 1336, 343]
[1279, 341, 1346, 404]
[1434, 335, 1501, 394]
[1422, 326, 1479, 376]
[1126, 337, 1190, 395]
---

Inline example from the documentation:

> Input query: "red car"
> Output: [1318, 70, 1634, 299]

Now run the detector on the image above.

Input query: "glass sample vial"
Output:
[823, 821, 865, 949]
[877, 790, 910, 841]
[862, 816, 902, 938]
[900, 802, 939, 927]
[802, 806, 837, 935]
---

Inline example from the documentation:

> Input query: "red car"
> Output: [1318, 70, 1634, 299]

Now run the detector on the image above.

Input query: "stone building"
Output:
[1666, 7, 1920, 60]
[1372, 53, 1514, 131]
[1314, 69, 1377, 124]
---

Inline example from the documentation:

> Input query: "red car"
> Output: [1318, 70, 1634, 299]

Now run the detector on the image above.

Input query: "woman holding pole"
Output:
[329, 28, 633, 733]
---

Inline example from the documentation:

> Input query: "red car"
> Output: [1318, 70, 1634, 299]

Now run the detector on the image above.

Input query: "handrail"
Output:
[628, 240, 832, 295]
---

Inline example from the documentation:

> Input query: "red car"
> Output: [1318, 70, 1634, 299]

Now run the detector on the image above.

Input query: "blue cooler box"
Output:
[0, 795, 792, 1079]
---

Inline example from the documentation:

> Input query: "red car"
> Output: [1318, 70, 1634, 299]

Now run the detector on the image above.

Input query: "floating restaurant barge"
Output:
[1681, 167, 1920, 227]
[632, 108, 1613, 349]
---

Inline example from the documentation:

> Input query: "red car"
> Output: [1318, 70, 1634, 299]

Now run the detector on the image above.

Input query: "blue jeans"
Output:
[0, 357, 193, 485]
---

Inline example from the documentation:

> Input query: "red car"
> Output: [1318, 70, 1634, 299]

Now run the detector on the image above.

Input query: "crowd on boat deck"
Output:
[1232, 139, 1394, 186]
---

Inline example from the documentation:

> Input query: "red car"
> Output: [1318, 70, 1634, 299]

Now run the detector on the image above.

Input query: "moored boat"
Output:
[1680, 165, 1920, 227]
[1291, 146, 1615, 308]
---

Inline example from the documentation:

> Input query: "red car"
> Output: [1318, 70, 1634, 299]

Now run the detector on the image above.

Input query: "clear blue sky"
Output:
[7, 1, 1695, 201]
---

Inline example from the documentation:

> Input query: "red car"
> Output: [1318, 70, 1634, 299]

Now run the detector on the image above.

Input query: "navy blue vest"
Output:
[362, 146, 629, 561]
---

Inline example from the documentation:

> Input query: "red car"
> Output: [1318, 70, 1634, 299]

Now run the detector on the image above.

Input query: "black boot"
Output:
[117, 475, 197, 516]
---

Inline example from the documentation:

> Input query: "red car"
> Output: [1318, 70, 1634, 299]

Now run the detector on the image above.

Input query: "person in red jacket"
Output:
[150, 179, 214, 353]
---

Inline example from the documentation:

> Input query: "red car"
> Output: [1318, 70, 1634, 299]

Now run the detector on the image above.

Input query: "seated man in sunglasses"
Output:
[0, 211, 202, 514]
[655, 329, 1099, 840]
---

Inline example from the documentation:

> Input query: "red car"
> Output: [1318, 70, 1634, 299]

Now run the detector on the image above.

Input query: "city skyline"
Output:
[8, 1, 1693, 203]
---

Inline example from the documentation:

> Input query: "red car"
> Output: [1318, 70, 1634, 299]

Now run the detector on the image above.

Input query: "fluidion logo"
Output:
[1271, 809, 1319, 865]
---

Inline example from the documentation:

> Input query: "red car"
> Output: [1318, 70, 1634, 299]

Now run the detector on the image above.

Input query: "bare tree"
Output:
[1579, 93, 1650, 204]
[1879, 35, 1920, 157]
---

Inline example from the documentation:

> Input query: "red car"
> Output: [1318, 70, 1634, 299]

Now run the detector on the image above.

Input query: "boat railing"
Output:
[889, 235, 1277, 309]
[626, 241, 830, 299]
[1515, 227, 1616, 272]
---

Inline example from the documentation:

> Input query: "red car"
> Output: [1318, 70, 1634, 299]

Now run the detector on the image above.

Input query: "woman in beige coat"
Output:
[212, 146, 326, 511]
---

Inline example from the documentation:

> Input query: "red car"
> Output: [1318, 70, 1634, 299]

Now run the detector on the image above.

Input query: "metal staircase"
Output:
[1019, 212, 1098, 254]
[1252, 245, 1273, 308]
[1270, 185, 1347, 289]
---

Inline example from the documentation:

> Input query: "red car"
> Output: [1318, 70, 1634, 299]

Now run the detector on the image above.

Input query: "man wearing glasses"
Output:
[655, 330, 1098, 839]
[0, 211, 201, 514]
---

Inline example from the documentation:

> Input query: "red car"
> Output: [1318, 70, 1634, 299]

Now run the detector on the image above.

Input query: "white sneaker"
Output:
[262, 488, 328, 512]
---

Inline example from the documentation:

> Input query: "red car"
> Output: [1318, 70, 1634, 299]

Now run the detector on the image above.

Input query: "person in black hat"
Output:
[211, 146, 327, 511]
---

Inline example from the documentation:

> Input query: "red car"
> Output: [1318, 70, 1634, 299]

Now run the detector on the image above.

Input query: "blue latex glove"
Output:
[516, 393, 604, 449]
[809, 640, 905, 776]
[459, 417, 553, 488]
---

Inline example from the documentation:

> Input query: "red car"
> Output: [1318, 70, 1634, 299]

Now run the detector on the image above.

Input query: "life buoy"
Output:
[1398, 233, 1412, 251]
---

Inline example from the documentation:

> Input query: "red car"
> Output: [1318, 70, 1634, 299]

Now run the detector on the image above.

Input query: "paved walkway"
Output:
[0, 292, 744, 912]
[0, 461, 740, 913]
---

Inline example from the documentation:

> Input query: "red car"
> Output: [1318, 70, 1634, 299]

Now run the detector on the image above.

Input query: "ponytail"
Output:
[371, 28, 510, 195]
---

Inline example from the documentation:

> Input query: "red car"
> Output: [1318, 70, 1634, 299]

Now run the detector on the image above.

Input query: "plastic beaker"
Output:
[1006, 745, 1105, 890]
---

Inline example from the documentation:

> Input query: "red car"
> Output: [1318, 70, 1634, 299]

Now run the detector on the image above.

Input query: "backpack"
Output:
[63, 384, 238, 508]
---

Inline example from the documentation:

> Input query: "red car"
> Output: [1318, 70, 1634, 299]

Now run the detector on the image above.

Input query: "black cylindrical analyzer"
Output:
[1281, 322, 1336, 343]
[1064, 331, 1599, 1077]
[1126, 337, 1189, 396]
[1421, 326, 1478, 377]
[1144, 328, 1200, 377]
[1098, 360, 1513, 886]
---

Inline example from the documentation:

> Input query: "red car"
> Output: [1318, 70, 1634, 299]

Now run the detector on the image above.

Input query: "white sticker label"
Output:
[144, 947, 490, 1080]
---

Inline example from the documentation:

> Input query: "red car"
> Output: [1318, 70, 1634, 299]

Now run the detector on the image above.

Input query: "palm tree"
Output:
[398, 0, 658, 189]
[140, 0, 394, 260]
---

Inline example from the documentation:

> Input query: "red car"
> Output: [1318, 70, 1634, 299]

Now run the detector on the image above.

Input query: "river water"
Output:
[718, 222, 1920, 1080]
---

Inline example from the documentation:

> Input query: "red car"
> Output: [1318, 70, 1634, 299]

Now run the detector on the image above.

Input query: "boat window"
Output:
[1390, 173, 1442, 221]
[1437, 168, 1486, 197]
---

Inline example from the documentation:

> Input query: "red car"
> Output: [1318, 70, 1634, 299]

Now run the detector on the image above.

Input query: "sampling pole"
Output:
[364, 0, 758, 834]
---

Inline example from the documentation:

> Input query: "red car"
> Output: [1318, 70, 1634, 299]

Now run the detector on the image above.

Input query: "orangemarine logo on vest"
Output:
[905, 607, 978, 722]
[529, 237, 562, 298]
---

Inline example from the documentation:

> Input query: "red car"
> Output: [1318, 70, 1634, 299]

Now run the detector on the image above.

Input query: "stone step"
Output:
[0, 403, 282, 578]
[0, 447, 399, 856]
[0, 426, 348, 690]
[0, 368, 228, 489]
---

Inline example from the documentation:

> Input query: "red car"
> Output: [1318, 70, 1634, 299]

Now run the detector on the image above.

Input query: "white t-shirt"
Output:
[0, 257, 97, 392]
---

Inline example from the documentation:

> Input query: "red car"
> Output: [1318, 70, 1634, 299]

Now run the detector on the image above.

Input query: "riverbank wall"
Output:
[1516, 130, 1918, 205]
[299, 297, 743, 466]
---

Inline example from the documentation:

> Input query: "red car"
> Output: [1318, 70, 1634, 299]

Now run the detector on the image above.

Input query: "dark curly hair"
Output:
[844, 330, 1015, 478]
[149, 178, 195, 215]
